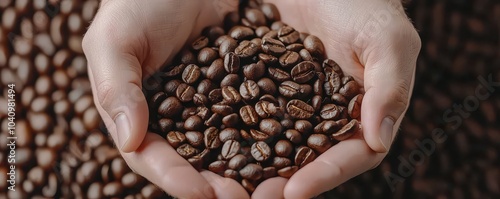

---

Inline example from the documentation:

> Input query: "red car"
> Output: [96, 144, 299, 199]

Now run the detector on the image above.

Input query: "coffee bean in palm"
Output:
[295, 146, 316, 168]
[287, 99, 314, 119]
[257, 77, 277, 95]
[176, 83, 196, 102]
[158, 97, 183, 117]
[239, 163, 263, 181]
[207, 58, 226, 82]
[262, 167, 277, 180]
[291, 61, 315, 83]
[219, 128, 241, 142]
[240, 80, 260, 101]
[219, 38, 238, 58]
[348, 94, 363, 119]
[192, 36, 209, 51]
[176, 144, 198, 158]
[275, 140, 293, 157]
[164, 64, 186, 78]
[221, 140, 240, 159]
[279, 50, 301, 68]
[208, 160, 227, 174]
[245, 8, 267, 26]
[222, 113, 239, 128]
[228, 154, 247, 170]
[224, 169, 240, 181]
[277, 166, 298, 178]
[198, 47, 218, 65]
[307, 134, 332, 154]
[229, 26, 254, 40]
[323, 59, 342, 74]
[240, 105, 260, 126]
[261, 37, 286, 55]
[182, 64, 201, 84]
[303, 35, 325, 58]
[235, 40, 259, 58]
[158, 118, 174, 133]
[340, 80, 361, 99]
[320, 104, 343, 120]
[278, 26, 299, 45]
[324, 72, 342, 96]
[331, 93, 349, 106]
[272, 157, 292, 170]
[259, 118, 282, 136]
[332, 119, 359, 141]
[224, 52, 240, 74]
[285, 129, 302, 144]
[204, 127, 221, 149]
[299, 48, 313, 62]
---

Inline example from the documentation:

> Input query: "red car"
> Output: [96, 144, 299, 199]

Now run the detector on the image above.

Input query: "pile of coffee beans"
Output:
[145, 1, 363, 193]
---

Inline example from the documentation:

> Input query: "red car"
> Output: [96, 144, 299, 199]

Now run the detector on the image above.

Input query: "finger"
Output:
[360, 21, 421, 152]
[200, 171, 249, 199]
[284, 137, 386, 198]
[252, 177, 287, 199]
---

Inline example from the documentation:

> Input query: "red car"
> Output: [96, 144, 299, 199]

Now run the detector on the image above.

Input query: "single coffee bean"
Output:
[192, 36, 209, 50]
[313, 120, 340, 134]
[279, 81, 302, 98]
[176, 83, 196, 102]
[182, 64, 201, 84]
[103, 182, 123, 197]
[228, 154, 247, 170]
[224, 169, 240, 181]
[122, 173, 146, 188]
[164, 79, 182, 95]
[224, 52, 240, 74]
[251, 141, 272, 161]
[332, 119, 359, 141]
[245, 8, 266, 26]
[249, 129, 270, 141]
[262, 166, 277, 180]
[299, 48, 313, 62]
[221, 140, 241, 159]
[158, 97, 183, 117]
[240, 105, 260, 126]
[184, 115, 204, 131]
[229, 26, 254, 40]
[181, 107, 198, 120]
[222, 113, 240, 128]
[176, 144, 198, 158]
[259, 118, 282, 136]
[295, 146, 316, 168]
[285, 129, 302, 144]
[208, 160, 227, 174]
[260, 3, 281, 21]
[294, 120, 313, 135]
[307, 134, 333, 154]
[303, 35, 325, 57]
[240, 80, 260, 101]
[255, 26, 271, 38]
[198, 47, 218, 65]
[241, 179, 256, 193]
[219, 38, 238, 57]
[219, 128, 241, 142]
[275, 140, 293, 157]
[149, 92, 167, 111]
[323, 59, 342, 74]
[313, 77, 324, 95]
[320, 104, 343, 120]
[258, 53, 278, 64]
[215, 35, 233, 47]
[220, 74, 241, 88]
[291, 61, 315, 83]
[311, 95, 323, 112]
[286, 43, 304, 52]
[348, 94, 363, 119]
[279, 51, 301, 68]
[87, 182, 104, 199]
[235, 40, 259, 58]
[211, 103, 234, 115]
[278, 26, 300, 44]
[208, 88, 223, 104]
[203, 127, 221, 149]
[239, 163, 263, 181]
[163, 64, 186, 78]
[340, 80, 361, 99]
[166, 131, 186, 148]
[243, 60, 266, 80]
[193, 93, 209, 106]
[272, 156, 292, 170]
[331, 93, 349, 106]
[324, 72, 342, 96]
[158, 118, 175, 133]
[287, 99, 314, 119]
[261, 37, 286, 55]
[207, 58, 226, 82]
[205, 113, 222, 127]
[277, 166, 298, 178]
[196, 106, 211, 120]
[256, 78, 277, 95]
[268, 67, 291, 82]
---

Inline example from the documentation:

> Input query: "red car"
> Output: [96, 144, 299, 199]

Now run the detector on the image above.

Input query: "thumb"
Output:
[359, 23, 421, 153]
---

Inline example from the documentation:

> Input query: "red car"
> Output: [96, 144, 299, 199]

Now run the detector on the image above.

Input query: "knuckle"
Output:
[94, 79, 116, 110]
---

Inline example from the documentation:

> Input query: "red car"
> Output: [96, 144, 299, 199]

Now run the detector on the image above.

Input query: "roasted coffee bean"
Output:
[255, 100, 277, 118]
[182, 64, 201, 84]
[222, 113, 239, 128]
[235, 40, 259, 58]
[307, 134, 333, 154]
[275, 140, 293, 157]
[239, 163, 263, 181]
[295, 146, 316, 168]
[272, 157, 292, 169]
[255, 26, 271, 38]
[164, 79, 182, 95]
[262, 167, 277, 180]
[271, 21, 286, 30]
[219, 38, 238, 58]
[332, 119, 359, 141]
[193, 93, 209, 106]
[208, 88, 223, 103]
[287, 99, 314, 119]
[245, 8, 266, 26]
[286, 43, 304, 52]
[211, 104, 233, 115]
[176, 83, 196, 102]
[203, 127, 221, 149]
[268, 67, 291, 82]
[203, 25, 225, 42]
[312, 77, 324, 95]
[181, 107, 198, 120]
[320, 104, 343, 120]
[229, 26, 254, 40]
[280, 118, 294, 130]
[179, 49, 197, 64]
[278, 26, 300, 44]
[221, 140, 240, 159]
[240, 129, 252, 141]
[311, 95, 323, 112]
[243, 60, 266, 80]
[198, 47, 219, 65]
[294, 120, 313, 135]
[299, 48, 313, 62]
[279, 81, 302, 98]
[224, 52, 240, 74]
[215, 35, 233, 47]
[207, 58, 226, 82]
[251, 141, 272, 161]
[240, 105, 260, 126]
[149, 92, 167, 111]
[158, 118, 175, 133]
[176, 144, 198, 158]
[279, 51, 301, 68]
[192, 36, 209, 50]
[87, 182, 104, 199]
[257, 78, 277, 95]
[184, 115, 204, 131]
[261, 37, 286, 55]
[205, 113, 222, 127]
[259, 118, 282, 136]
[176, 122, 186, 132]
[259, 94, 279, 104]
[258, 53, 278, 64]
[240, 80, 260, 101]
[348, 94, 363, 119]
[262, 29, 278, 39]
[277, 166, 298, 178]
[158, 97, 183, 117]
[208, 160, 227, 174]
[220, 74, 241, 88]
[196, 107, 211, 120]
[324, 72, 342, 96]
[219, 128, 241, 142]
[285, 129, 302, 144]
[224, 169, 240, 181]
[166, 131, 186, 148]
[197, 79, 216, 96]
[228, 154, 247, 170]
[164, 64, 186, 78]
[249, 129, 270, 141]
[291, 61, 315, 83]
[340, 80, 361, 99]
[323, 59, 342, 74]
[241, 179, 256, 193]
[260, 3, 280, 21]
[303, 35, 325, 57]
[331, 93, 349, 106]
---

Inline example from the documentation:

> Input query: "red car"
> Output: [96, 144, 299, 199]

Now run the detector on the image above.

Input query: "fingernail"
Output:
[379, 117, 395, 152]
[115, 113, 131, 152]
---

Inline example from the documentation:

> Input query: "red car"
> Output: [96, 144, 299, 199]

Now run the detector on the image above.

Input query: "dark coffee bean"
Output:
[277, 166, 298, 178]
[320, 104, 344, 120]
[240, 129, 253, 141]
[229, 26, 255, 40]
[182, 64, 201, 84]
[211, 104, 233, 115]
[280, 118, 294, 129]
[299, 49, 313, 61]
[259, 118, 282, 136]
[164, 79, 182, 95]
[242, 179, 256, 193]
[255, 100, 277, 118]
[158, 97, 183, 117]
[287, 99, 314, 119]
[257, 78, 277, 95]
[204, 127, 221, 149]
[295, 120, 313, 135]
[263, 29, 278, 39]
[176, 144, 198, 158]
[259, 94, 279, 104]
[219, 37, 238, 58]
[228, 154, 247, 170]
[181, 107, 198, 120]
[239, 163, 263, 181]
[208, 160, 227, 174]
[188, 156, 203, 170]
[332, 119, 359, 141]
[348, 94, 363, 119]
[248, 129, 269, 141]
[221, 113, 239, 128]
[149, 92, 167, 110]
[262, 167, 277, 180]
[245, 8, 267, 26]
[243, 60, 266, 80]
[176, 83, 196, 102]
[340, 80, 361, 99]
[185, 131, 203, 147]
[285, 129, 302, 144]
[184, 115, 203, 131]
[208, 88, 223, 104]
[215, 35, 233, 47]
[221, 140, 240, 159]
[275, 140, 293, 157]
[251, 37, 262, 47]
[286, 43, 304, 52]
[291, 61, 315, 83]
[221, 86, 242, 105]
[163, 64, 186, 78]
[202, 26, 225, 42]
[219, 128, 241, 142]
[158, 118, 174, 133]
[313, 120, 341, 134]
[261, 37, 286, 55]
[324, 72, 342, 96]
[278, 26, 300, 44]
[331, 93, 349, 106]
[192, 36, 209, 50]
[224, 52, 240, 74]
[255, 26, 270, 38]
[323, 59, 342, 74]
[198, 47, 218, 65]
[312, 95, 323, 112]
[307, 134, 333, 154]
[313, 78, 324, 96]
[268, 67, 291, 82]
[240, 105, 260, 126]
[205, 113, 222, 127]
[224, 169, 240, 181]
[279, 81, 301, 98]
[197, 79, 216, 96]
[260, 3, 280, 21]
[193, 93, 209, 106]
[251, 141, 272, 161]
[258, 53, 278, 64]
[272, 157, 292, 170]
[240, 80, 260, 101]
[207, 58, 226, 82]
[175, 122, 186, 132]
[235, 40, 259, 58]
[196, 107, 211, 120]
[303, 35, 325, 57]
[295, 146, 316, 168]
[103, 182, 123, 197]
[279, 51, 301, 68]
[220, 74, 241, 88]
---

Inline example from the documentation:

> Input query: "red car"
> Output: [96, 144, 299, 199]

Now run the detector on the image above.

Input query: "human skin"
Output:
[82, 0, 420, 198]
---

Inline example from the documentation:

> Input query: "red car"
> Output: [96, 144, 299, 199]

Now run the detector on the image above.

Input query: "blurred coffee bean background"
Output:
[0, 0, 498, 199]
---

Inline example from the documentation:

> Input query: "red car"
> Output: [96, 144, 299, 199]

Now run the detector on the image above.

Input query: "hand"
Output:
[252, 0, 421, 198]
[82, 0, 249, 198]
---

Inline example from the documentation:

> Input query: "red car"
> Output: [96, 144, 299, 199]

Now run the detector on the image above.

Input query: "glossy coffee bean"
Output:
[176, 83, 196, 102]
[262, 166, 277, 180]
[203, 127, 221, 149]
[348, 94, 363, 119]
[182, 64, 201, 84]
[331, 93, 349, 106]
[307, 134, 333, 154]
[228, 154, 247, 170]
[205, 113, 222, 127]
[229, 26, 254, 40]
[320, 104, 343, 120]
[224, 52, 240, 74]
[291, 61, 315, 83]
[278, 26, 299, 45]
[287, 99, 314, 119]
[176, 144, 198, 158]
[285, 129, 302, 144]
[261, 37, 286, 55]
[208, 88, 223, 104]
[166, 131, 186, 148]
[221, 140, 241, 159]
[295, 120, 313, 135]
[268, 67, 291, 82]
[279, 81, 301, 98]
[220, 74, 241, 88]
[332, 119, 359, 141]
[243, 60, 266, 80]
[222, 113, 240, 128]
[239, 163, 263, 181]
[295, 146, 316, 168]
[240, 105, 260, 126]
[184, 115, 203, 131]
[193, 93, 209, 106]
[164, 79, 182, 95]
[164, 64, 186, 78]
[207, 58, 226, 82]
[198, 47, 219, 65]
[158, 97, 183, 117]
[277, 166, 298, 178]
[279, 50, 301, 68]
[224, 169, 240, 181]
[251, 141, 272, 161]
[275, 140, 293, 157]
[245, 8, 266, 26]
[272, 156, 292, 170]
[255, 100, 276, 118]
[303, 35, 325, 57]
[219, 38, 238, 58]
[240, 80, 260, 101]
[340, 80, 361, 99]
[208, 160, 227, 174]
[242, 178, 256, 193]
[192, 36, 209, 50]
[259, 118, 282, 136]
[219, 128, 241, 142]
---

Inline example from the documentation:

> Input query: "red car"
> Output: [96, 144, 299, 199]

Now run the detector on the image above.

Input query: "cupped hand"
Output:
[252, 0, 421, 198]
[82, 0, 249, 198]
